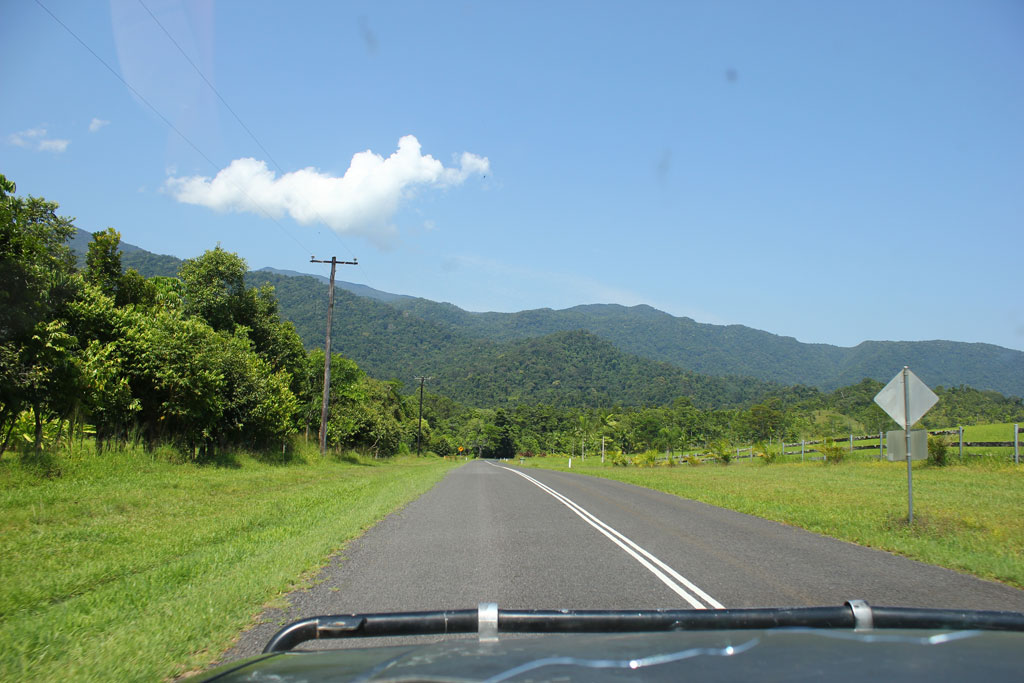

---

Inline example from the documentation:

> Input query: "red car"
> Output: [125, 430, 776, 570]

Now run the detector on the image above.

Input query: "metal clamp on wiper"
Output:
[845, 599, 874, 631]
[478, 602, 499, 642]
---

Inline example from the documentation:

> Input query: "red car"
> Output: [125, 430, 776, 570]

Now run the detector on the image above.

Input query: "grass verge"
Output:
[0, 445, 460, 682]
[521, 456, 1024, 589]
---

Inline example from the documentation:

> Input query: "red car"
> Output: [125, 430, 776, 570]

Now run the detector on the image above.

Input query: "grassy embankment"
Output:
[520, 449, 1023, 590]
[0, 445, 461, 682]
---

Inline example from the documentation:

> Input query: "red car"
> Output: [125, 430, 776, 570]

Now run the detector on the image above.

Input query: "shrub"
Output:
[683, 455, 702, 466]
[610, 452, 630, 467]
[928, 435, 950, 467]
[819, 437, 845, 464]
[432, 436, 453, 457]
[756, 441, 779, 465]
[632, 451, 658, 467]
[711, 440, 732, 465]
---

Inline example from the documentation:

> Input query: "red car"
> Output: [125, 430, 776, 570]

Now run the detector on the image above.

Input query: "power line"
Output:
[135, 0, 284, 172]
[34, 0, 314, 257]
[136, 0, 358, 262]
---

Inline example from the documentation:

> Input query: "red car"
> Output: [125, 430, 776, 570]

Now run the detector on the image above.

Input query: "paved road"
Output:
[221, 460, 1024, 660]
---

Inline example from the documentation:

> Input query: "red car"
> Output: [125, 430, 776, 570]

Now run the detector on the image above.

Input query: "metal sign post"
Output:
[903, 367, 912, 522]
[873, 366, 938, 523]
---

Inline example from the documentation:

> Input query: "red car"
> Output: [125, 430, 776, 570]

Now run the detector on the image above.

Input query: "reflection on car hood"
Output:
[202, 628, 1024, 682]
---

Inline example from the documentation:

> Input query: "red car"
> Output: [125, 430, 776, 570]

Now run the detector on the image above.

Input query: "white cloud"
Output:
[8, 128, 46, 147]
[163, 135, 489, 245]
[38, 138, 70, 153]
[8, 127, 69, 153]
[89, 118, 111, 133]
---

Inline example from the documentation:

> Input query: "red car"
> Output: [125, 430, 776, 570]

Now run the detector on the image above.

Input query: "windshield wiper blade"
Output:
[263, 600, 1024, 653]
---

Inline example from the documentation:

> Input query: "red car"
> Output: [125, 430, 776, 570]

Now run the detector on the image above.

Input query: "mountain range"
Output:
[68, 229, 1024, 403]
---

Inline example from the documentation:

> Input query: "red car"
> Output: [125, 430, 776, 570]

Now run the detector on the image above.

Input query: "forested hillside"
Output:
[386, 297, 1024, 397]
[426, 329, 781, 409]
[70, 228, 182, 276]
[68, 229, 1024, 401]
[244, 272, 778, 409]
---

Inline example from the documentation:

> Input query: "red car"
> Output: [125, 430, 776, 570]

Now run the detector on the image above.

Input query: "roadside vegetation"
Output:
[1, 174, 424, 460]
[520, 454, 1024, 590]
[0, 443, 459, 682]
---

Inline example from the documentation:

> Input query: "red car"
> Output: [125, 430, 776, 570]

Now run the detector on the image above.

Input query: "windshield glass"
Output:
[1, 2, 1022, 681]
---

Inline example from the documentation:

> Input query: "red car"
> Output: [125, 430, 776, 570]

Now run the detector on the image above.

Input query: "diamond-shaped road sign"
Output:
[874, 367, 938, 525]
[874, 367, 938, 427]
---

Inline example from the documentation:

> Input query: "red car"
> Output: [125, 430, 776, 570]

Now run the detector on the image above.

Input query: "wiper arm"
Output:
[263, 600, 1024, 653]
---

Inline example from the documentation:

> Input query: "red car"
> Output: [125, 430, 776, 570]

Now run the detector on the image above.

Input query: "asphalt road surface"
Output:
[220, 459, 1024, 661]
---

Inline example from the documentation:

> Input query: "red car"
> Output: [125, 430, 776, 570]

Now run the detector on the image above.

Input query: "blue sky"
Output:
[3, 1, 1023, 352]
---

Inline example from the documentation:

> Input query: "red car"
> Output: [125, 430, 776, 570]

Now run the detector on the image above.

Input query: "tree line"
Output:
[414, 378, 1023, 460]
[0, 174, 413, 458]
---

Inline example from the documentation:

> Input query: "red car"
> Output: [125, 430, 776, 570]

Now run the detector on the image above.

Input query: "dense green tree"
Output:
[0, 175, 78, 450]
[743, 398, 789, 441]
[17, 320, 81, 450]
[180, 249, 305, 402]
[431, 434, 454, 456]
[84, 228, 123, 298]
[80, 337, 138, 450]
[460, 414, 491, 457]
[178, 246, 248, 333]
[217, 329, 298, 448]
[122, 308, 227, 455]
[0, 175, 76, 346]
[115, 268, 158, 308]
[242, 284, 308, 396]
[488, 409, 517, 458]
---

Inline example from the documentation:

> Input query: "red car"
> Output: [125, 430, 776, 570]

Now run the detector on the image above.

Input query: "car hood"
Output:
[201, 628, 1023, 682]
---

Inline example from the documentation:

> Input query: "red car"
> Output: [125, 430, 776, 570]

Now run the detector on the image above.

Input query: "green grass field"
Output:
[962, 423, 1021, 441]
[0, 446, 460, 682]
[521, 456, 1024, 589]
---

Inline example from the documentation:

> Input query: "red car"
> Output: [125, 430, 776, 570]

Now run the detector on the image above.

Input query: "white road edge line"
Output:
[506, 467, 725, 610]
[489, 462, 724, 610]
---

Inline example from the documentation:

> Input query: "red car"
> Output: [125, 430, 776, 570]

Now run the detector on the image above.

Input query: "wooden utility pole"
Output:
[310, 256, 358, 455]
[415, 376, 432, 456]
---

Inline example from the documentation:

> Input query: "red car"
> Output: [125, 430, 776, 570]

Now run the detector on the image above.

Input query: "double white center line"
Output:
[491, 463, 723, 610]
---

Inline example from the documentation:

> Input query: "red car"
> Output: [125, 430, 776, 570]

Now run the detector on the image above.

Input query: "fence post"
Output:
[959, 425, 963, 461]
[1015, 424, 1019, 465]
[801, 440, 805, 462]
[879, 431, 883, 459]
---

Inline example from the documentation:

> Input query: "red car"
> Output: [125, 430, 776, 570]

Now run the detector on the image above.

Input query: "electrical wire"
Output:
[135, 0, 359, 263]
[33, 0, 315, 258]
